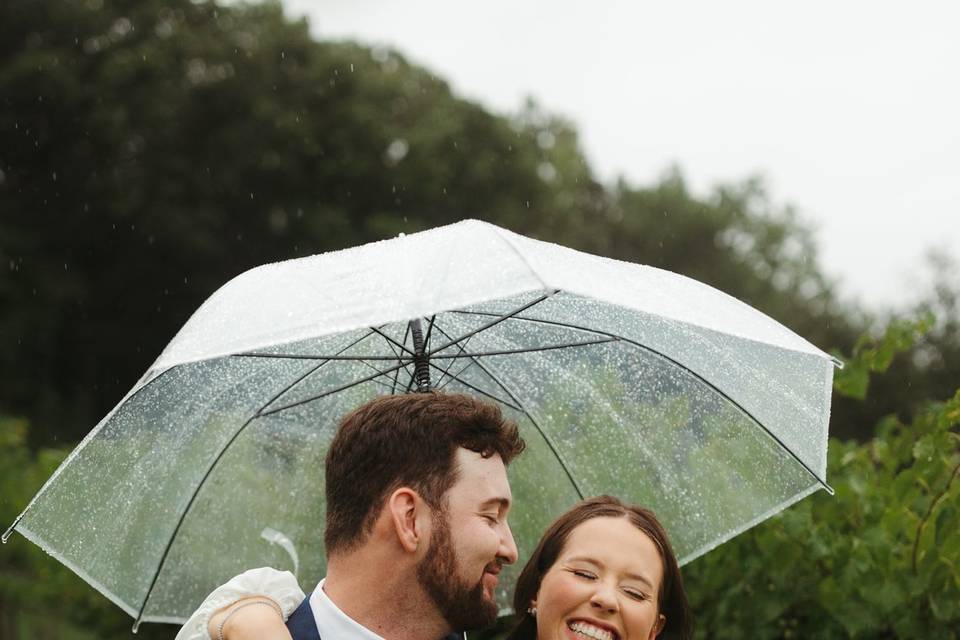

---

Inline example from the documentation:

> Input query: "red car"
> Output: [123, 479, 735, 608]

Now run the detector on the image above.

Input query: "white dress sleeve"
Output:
[175, 567, 306, 640]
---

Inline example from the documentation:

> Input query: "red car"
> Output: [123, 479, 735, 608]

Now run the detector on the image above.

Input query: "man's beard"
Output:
[416, 510, 500, 631]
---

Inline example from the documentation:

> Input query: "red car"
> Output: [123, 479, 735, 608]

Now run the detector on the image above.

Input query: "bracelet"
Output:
[217, 599, 283, 640]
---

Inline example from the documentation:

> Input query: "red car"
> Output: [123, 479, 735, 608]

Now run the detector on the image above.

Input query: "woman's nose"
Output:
[589, 583, 619, 613]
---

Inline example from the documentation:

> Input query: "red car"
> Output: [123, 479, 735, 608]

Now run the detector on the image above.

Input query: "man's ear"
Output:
[387, 487, 426, 553]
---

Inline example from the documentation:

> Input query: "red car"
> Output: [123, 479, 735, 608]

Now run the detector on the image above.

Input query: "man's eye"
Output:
[482, 514, 499, 524]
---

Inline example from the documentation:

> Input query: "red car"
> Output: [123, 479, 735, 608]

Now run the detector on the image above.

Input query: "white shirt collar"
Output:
[309, 579, 385, 640]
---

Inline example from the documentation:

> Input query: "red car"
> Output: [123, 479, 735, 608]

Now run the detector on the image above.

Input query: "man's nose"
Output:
[498, 522, 519, 565]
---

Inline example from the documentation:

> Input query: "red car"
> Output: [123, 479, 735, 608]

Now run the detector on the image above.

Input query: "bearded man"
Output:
[176, 391, 525, 640]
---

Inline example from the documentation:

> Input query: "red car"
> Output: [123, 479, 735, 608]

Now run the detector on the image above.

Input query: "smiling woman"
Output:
[508, 497, 692, 640]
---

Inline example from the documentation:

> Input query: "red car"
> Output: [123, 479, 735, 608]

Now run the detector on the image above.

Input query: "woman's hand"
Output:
[207, 596, 292, 640]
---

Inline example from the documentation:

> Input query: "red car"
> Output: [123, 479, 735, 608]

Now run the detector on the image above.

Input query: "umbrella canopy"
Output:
[4, 219, 838, 628]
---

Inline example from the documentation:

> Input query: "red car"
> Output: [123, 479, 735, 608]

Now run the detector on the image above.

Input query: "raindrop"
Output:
[110, 17, 133, 41]
[536, 130, 556, 149]
[83, 37, 101, 54]
[155, 19, 174, 38]
[383, 138, 409, 166]
[249, 192, 254, 199]
[537, 162, 557, 183]
[398, 232, 406, 238]
[525, 200, 530, 208]
[350, 63, 355, 72]
[281, 50, 285, 59]
[269, 208, 288, 233]
[52, 171, 57, 181]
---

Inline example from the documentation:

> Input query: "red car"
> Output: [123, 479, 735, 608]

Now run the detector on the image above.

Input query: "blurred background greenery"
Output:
[1, 0, 957, 637]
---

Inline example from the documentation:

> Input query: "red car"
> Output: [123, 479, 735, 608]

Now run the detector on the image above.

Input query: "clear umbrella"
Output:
[4, 219, 838, 629]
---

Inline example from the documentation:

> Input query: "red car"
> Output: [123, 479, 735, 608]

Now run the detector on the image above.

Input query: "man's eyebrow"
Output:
[479, 497, 511, 510]
[566, 556, 655, 590]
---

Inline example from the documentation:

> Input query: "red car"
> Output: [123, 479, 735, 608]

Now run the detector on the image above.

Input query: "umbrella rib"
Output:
[253, 329, 387, 413]
[448, 309, 617, 340]
[355, 358, 411, 393]
[371, 326, 415, 356]
[436, 355, 480, 391]
[423, 314, 436, 351]
[426, 361, 520, 412]
[611, 337, 836, 495]
[430, 337, 618, 358]
[133, 413, 260, 629]
[261, 362, 409, 416]
[391, 322, 413, 395]
[236, 353, 405, 361]
[426, 289, 560, 356]
[448, 310, 833, 492]
[434, 332, 477, 389]
[430, 324, 585, 500]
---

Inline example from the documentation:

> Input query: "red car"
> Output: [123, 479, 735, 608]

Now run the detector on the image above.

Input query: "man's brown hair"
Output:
[323, 392, 525, 554]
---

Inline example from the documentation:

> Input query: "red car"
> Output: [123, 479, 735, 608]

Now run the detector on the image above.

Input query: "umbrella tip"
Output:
[2, 522, 18, 544]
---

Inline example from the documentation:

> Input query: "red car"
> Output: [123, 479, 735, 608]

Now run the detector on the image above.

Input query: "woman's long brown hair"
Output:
[506, 495, 692, 640]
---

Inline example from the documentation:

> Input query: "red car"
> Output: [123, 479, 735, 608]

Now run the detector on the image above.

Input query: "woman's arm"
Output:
[208, 596, 292, 640]
[175, 567, 305, 640]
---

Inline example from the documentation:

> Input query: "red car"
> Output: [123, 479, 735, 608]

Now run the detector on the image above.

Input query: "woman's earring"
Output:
[527, 606, 537, 618]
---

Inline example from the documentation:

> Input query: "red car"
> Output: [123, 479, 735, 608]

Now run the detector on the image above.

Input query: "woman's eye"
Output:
[571, 570, 596, 580]
[623, 588, 648, 601]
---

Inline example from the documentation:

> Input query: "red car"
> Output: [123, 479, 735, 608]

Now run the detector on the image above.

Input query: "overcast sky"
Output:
[286, 0, 959, 310]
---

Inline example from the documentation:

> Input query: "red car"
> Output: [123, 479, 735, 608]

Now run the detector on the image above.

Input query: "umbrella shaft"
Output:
[409, 319, 432, 392]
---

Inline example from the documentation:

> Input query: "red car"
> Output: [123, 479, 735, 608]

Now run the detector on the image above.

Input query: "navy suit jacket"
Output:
[285, 595, 466, 640]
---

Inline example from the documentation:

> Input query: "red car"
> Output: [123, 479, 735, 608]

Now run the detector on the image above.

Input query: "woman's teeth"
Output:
[568, 621, 615, 640]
